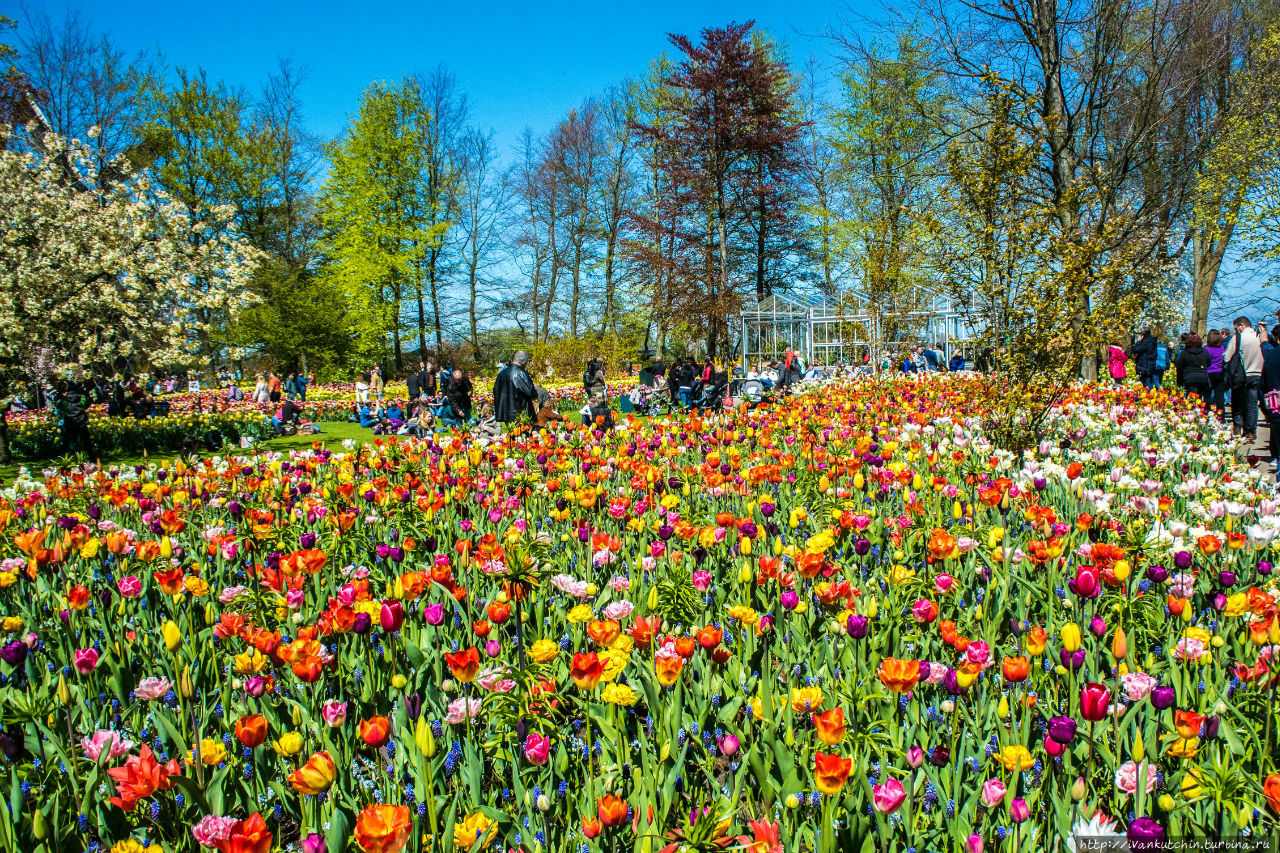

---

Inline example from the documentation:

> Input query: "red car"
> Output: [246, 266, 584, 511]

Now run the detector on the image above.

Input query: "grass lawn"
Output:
[0, 420, 378, 485]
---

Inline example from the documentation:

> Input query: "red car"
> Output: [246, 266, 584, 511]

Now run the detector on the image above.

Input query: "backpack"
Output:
[1225, 332, 1247, 390]
[1153, 344, 1168, 371]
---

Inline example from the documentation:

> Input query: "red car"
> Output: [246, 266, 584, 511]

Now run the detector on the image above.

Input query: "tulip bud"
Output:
[1071, 776, 1087, 801]
[1111, 626, 1127, 660]
[180, 666, 193, 699]
[32, 808, 48, 841]
[56, 673, 70, 706]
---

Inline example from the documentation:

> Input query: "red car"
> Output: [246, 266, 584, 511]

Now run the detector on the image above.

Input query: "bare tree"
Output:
[456, 126, 508, 349]
[16, 8, 158, 173]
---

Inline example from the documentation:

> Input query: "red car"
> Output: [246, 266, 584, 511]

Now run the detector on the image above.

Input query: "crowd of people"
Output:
[26, 322, 1280, 478]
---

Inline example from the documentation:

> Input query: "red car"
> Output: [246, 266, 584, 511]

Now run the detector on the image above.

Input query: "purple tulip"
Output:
[1173, 551, 1193, 570]
[929, 746, 950, 767]
[1147, 564, 1168, 582]
[854, 538, 871, 556]
[1127, 817, 1165, 843]
[1047, 716, 1077, 744]
[0, 641, 27, 667]
[1151, 686, 1176, 710]
[846, 614, 869, 639]
[299, 533, 316, 549]
[780, 590, 799, 611]
[352, 612, 372, 635]
[1218, 570, 1237, 587]
[1088, 616, 1106, 638]
[1260, 560, 1273, 576]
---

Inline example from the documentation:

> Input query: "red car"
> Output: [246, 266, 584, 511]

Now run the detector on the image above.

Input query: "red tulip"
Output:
[1080, 682, 1110, 721]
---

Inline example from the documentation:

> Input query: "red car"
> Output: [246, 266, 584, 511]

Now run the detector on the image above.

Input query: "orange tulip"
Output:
[630, 615, 661, 648]
[1001, 656, 1030, 683]
[359, 716, 391, 748]
[218, 813, 273, 853]
[812, 751, 853, 795]
[695, 625, 723, 650]
[1174, 710, 1205, 740]
[444, 646, 481, 683]
[289, 750, 337, 795]
[354, 804, 412, 853]
[597, 794, 628, 827]
[1265, 774, 1280, 813]
[654, 653, 684, 686]
[235, 714, 268, 748]
[812, 708, 847, 745]
[587, 619, 621, 648]
[877, 658, 921, 694]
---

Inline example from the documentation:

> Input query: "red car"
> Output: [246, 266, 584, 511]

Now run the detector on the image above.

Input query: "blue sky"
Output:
[42, 0, 861, 154]
[15, 0, 1271, 327]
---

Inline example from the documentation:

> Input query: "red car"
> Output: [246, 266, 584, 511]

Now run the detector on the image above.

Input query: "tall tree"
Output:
[0, 127, 258, 461]
[633, 21, 807, 356]
[831, 32, 944, 352]
[319, 78, 447, 370]
[413, 66, 466, 354]
[455, 126, 507, 349]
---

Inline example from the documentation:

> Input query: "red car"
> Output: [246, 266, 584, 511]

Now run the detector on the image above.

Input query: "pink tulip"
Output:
[907, 746, 924, 768]
[524, 732, 551, 766]
[980, 778, 1006, 808]
[117, 576, 141, 598]
[718, 733, 740, 756]
[190, 815, 238, 847]
[80, 729, 133, 761]
[872, 777, 906, 814]
[322, 700, 348, 727]
[423, 603, 445, 626]
[966, 835, 984, 853]
[73, 647, 99, 675]
[300, 834, 326, 853]
[380, 601, 404, 632]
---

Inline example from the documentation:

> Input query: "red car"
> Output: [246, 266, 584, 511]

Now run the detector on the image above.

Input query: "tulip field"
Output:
[3, 374, 1280, 853]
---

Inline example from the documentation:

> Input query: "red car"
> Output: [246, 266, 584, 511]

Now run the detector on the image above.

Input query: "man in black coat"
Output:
[407, 362, 422, 400]
[493, 351, 536, 424]
[445, 368, 473, 422]
[1133, 329, 1158, 389]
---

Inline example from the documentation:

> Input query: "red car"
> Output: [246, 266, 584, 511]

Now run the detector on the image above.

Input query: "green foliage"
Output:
[830, 32, 946, 349]
[230, 260, 356, 380]
[318, 77, 453, 370]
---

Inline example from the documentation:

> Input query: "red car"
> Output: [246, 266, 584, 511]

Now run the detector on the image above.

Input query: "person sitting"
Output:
[275, 399, 303, 434]
[359, 403, 382, 429]
[536, 397, 565, 428]
[948, 352, 965, 371]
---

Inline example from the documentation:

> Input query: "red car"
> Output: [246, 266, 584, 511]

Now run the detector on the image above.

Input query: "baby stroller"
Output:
[692, 373, 728, 413]
[731, 378, 769, 408]
[629, 386, 674, 418]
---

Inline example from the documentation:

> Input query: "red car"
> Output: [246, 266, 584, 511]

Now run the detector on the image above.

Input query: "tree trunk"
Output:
[0, 406, 11, 465]
[1190, 222, 1235, 336]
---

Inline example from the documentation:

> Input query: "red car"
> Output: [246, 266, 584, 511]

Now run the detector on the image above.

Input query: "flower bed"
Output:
[0, 375, 1273, 851]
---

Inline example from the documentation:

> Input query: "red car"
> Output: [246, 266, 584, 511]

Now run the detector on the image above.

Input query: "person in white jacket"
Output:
[1224, 316, 1263, 442]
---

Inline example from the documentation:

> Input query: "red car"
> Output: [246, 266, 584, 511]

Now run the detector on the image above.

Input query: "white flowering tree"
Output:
[0, 124, 260, 462]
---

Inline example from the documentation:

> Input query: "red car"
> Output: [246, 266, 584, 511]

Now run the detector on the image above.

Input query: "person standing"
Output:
[1205, 329, 1226, 422]
[584, 357, 607, 401]
[63, 382, 95, 460]
[1132, 328, 1158, 389]
[1261, 326, 1280, 474]
[1107, 342, 1128, 385]
[1224, 315, 1264, 442]
[407, 362, 422, 400]
[445, 368, 473, 422]
[369, 365, 385, 402]
[268, 371, 282, 403]
[298, 373, 311, 402]
[493, 351, 536, 424]
[1175, 333, 1211, 403]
